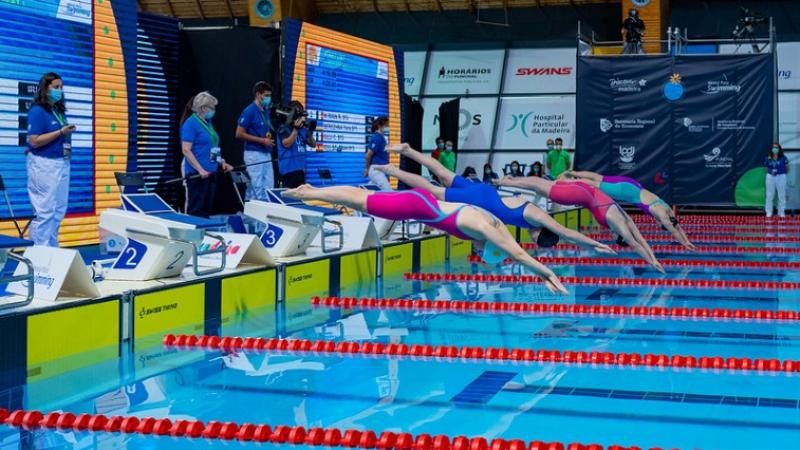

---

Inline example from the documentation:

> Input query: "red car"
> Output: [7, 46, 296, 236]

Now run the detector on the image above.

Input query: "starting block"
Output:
[7, 244, 100, 303]
[1, 235, 35, 307]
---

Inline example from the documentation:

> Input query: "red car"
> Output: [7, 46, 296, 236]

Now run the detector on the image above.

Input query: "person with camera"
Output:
[236, 81, 275, 201]
[363, 117, 392, 190]
[180, 92, 234, 218]
[25, 72, 76, 246]
[277, 100, 316, 188]
[621, 8, 645, 54]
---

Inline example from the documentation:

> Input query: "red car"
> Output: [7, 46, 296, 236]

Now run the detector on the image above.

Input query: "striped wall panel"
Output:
[136, 13, 181, 206]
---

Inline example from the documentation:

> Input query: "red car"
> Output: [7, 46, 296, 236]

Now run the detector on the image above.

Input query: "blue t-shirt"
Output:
[27, 104, 67, 159]
[367, 131, 389, 165]
[765, 156, 789, 176]
[238, 102, 273, 153]
[277, 126, 309, 174]
[181, 115, 219, 175]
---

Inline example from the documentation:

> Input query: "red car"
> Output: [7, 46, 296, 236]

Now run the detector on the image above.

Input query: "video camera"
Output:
[270, 103, 317, 132]
[733, 7, 766, 40]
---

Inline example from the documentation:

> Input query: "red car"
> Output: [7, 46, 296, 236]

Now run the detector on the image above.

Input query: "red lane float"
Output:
[466, 254, 800, 271]
[404, 272, 800, 291]
[630, 215, 800, 225]
[0, 408, 667, 450]
[584, 232, 800, 243]
[521, 243, 800, 255]
[581, 224, 800, 233]
[310, 296, 800, 324]
[162, 334, 800, 376]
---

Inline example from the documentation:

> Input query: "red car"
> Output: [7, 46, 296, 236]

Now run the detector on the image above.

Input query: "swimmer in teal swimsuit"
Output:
[497, 175, 664, 273]
[375, 143, 615, 255]
[559, 170, 696, 251]
[284, 184, 568, 294]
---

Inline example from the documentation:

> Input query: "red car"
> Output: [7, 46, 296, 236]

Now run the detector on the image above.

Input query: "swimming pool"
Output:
[2, 223, 799, 450]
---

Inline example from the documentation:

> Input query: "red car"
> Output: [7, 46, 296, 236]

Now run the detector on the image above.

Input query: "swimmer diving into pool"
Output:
[558, 170, 697, 251]
[377, 143, 615, 255]
[496, 175, 665, 273]
[283, 184, 569, 295]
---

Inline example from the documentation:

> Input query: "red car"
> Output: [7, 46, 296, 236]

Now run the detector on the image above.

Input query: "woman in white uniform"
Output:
[26, 72, 76, 247]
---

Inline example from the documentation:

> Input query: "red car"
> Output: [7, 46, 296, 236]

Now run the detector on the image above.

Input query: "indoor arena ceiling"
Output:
[137, 0, 618, 20]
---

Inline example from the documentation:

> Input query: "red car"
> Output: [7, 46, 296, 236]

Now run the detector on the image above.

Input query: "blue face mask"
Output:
[547, 144, 554, 150]
[49, 88, 63, 103]
[261, 97, 271, 108]
[205, 110, 215, 120]
[384, 127, 390, 135]
[437, 143, 444, 149]
[772, 147, 780, 155]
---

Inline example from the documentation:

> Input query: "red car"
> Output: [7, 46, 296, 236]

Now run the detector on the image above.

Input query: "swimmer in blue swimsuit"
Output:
[560, 170, 696, 251]
[375, 143, 616, 255]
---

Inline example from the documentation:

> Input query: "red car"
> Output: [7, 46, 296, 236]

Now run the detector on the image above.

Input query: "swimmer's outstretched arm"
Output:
[525, 207, 615, 254]
[373, 164, 446, 200]
[662, 219, 697, 251]
[283, 185, 370, 212]
[460, 212, 568, 295]
[386, 143, 456, 186]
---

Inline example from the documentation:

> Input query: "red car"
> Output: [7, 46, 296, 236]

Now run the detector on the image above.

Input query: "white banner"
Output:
[9, 246, 99, 302]
[493, 96, 576, 150]
[421, 97, 498, 151]
[424, 50, 504, 95]
[779, 92, 799, 149]
[503, 48, 576, 94]
[719, 42, 800, 90]
[403, 51, 426, 96]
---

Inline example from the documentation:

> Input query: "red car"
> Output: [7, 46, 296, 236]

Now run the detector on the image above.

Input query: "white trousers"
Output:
[368, 166, 392, 191]
[244, 150, 274, 201]
[765, 174, 787, 217]
[27, 154, 70, 246]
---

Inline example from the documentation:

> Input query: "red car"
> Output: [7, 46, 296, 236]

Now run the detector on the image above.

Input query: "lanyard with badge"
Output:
[259, 109, 273, 145]
[194, 114, 221, 163]
[53, 111, 71, 159]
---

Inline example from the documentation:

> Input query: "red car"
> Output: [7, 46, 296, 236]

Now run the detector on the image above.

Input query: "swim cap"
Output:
[481, 240, 508, 264]
[535, 228, 560, 248]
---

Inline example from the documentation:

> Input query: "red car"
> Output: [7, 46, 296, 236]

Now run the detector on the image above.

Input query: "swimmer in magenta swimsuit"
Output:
[375, 143, 615, 255]
[283, 184, 568, 294]
[498, 175, 664, 273]
[559, 170, 696, 251]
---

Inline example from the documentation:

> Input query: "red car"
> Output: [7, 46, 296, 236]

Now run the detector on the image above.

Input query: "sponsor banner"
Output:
[576, 54, 773, 205]
[421, 97, 497, 150]
[503, 48, 576, 94]
[720, 42, 800, 90]
[779, 92, 800, 149]
[403, 51, 426, 96]
[424, 50, 504, 95]
[494, 96, 575, 150]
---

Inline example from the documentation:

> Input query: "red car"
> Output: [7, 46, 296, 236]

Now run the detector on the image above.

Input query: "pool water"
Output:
[2, 227, 800, 450]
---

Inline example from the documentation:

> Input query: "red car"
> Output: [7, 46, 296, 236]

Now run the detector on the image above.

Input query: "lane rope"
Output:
[584, 233, 800, 244]
[0, 408, 654, 450]
[581, 225, 800, 233]
[404, 272, 800, 291]
[467, 254, 800, 271]
[521, 243, 800, 255]
[311, 296, 800, 324]
[162, 334, 800, 376]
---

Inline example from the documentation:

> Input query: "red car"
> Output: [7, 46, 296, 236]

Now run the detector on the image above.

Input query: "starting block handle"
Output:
[322, 219, 343, 253]
[403, 220, 424, 238]
[192, 232, 227, 276]
[1, 252, 35, 309]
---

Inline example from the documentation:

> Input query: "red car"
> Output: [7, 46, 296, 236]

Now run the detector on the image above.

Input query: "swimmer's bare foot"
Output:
[386, 143, 411, 155]
[373, 164, 398, 176]
[284, 184, 315, 200]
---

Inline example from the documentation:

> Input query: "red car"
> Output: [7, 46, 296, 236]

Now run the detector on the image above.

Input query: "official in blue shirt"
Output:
[236, 81, 275, 201]
[363, 117, 392, 190]
[180, 92, 233, 217]
[26, 72, 76, 247]
[765, 143, 790, 218]
[277, 100, 316, 188]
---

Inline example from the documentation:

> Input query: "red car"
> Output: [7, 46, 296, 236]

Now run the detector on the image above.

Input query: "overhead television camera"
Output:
[732, 7, 767, 52]
[270, 103, 317, 132]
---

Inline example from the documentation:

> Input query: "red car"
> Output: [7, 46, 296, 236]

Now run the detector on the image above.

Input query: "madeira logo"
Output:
[663, 73, 684, 101]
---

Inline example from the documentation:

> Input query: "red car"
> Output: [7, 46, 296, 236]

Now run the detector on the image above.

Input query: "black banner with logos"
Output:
[575, 54, 774, 206]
